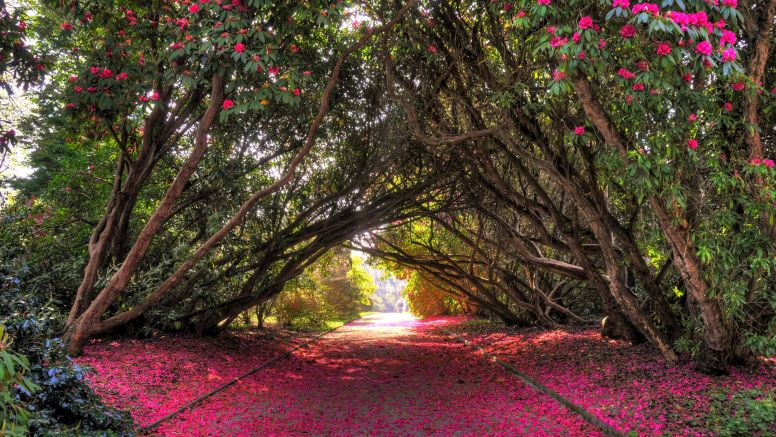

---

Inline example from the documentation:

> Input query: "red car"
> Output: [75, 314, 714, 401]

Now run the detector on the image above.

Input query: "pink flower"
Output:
[620, 25, 636, 39]
[115, 72, 128, 81]
[572, 32, 581, 43]
[268, 66, 279, 76]
[732, 82, 744, 91]
[721, 47, 736, 62]
[723, 102, 733, 112]
[612, 0, 630, 8]
[293, 88, 301, 96]
[234, 43, 246, 54]
[151, 91, 160, 101]
[69, 75, 78, 82]
[763, 159, 775, 168]
[656, 43, 671, 56]
[695, 41, 712, 56]
[631, 3, 659, 15]
[578, 16, 594, 30]
[719, 30, 737, 46]
[223, 99, 235, 110]
[667, 11, 712, 32]
[632, 83, 645, 91]
[552, 69, 566, 81]
[617, 68, 636, 80]
[537, 0, 551, 5]
[100, 68, 113, 79]
[687, 139, 698, 150]
[682, 72, 693, 82]
[550, 36, 568, 47]
[427, 44, 438, 54]
[189, 4, 200, 13]
[574, 126, 585, 135]
[688, 113, 697, 122]
[722, 0, 737, 7]
[60, 22, 73, 30]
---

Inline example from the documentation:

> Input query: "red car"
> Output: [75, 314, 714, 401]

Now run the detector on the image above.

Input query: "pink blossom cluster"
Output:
[666, 11, 713, 32]
[751, 158, 775, 168]
[617, 68, 636, 80]
[631, 3, 659, 15]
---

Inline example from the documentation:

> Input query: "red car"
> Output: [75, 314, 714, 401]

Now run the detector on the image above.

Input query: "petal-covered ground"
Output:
[442, 319, 776, 436]
[77, 313, 776, 436]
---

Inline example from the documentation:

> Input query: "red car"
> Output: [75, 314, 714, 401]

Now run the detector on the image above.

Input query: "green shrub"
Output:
[0, 252, 133, 435]
[1, 325, 40, 436]
[272, 250, 375, 330]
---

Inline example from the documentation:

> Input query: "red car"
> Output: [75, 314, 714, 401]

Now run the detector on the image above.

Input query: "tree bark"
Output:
[64, 75, 226, 355]
[574, 76, 735, 373]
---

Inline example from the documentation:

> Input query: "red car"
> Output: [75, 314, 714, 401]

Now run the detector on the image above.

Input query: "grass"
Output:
[230, 311, 381, 333]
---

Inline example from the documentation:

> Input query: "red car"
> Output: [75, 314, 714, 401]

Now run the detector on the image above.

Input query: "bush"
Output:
[403, 271, 462, 318]
[0, 250, 133, 435]
[1, 325, 39, 436]
[272, 250, 375, 330]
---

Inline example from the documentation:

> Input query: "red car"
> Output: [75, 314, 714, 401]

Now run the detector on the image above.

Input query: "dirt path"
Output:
[154, 313, 598, 436]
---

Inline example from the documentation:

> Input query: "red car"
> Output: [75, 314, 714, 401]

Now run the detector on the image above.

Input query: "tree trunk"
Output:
[64, 75, 226, 355]
[650, 199, 737, 374]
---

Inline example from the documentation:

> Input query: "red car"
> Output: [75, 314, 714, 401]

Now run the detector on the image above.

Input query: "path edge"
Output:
[439, 326, 627, 437]
[138, 317, 359, 434]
